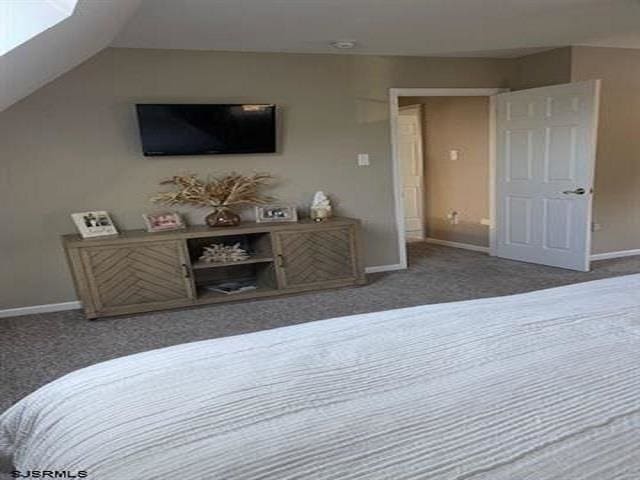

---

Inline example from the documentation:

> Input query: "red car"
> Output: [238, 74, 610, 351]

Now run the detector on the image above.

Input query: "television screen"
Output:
[135, 104, 277, 156]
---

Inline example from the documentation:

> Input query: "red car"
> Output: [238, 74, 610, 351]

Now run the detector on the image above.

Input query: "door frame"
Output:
[389, 87, 508, 269]
[398, 104, 425, 240]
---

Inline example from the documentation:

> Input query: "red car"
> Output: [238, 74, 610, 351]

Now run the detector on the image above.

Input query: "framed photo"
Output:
[143, 212, 185, 233]
[71, 211, 118, 238]
[255, 205, 298, 223]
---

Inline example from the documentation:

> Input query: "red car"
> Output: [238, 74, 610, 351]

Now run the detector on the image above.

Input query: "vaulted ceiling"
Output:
[0, 0, 141, 112]
[2, 0, 640, 111]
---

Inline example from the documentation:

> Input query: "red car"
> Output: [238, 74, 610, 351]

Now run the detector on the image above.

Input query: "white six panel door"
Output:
[398, 106, 425, 239]
[495, 80, 600, 271]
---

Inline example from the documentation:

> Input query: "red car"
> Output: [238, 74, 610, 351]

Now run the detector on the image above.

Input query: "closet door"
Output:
[79, 240, 194, 316]
[273, 226, 359, 289]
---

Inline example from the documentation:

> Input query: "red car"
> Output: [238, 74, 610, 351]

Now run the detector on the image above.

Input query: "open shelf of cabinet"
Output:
[191, 256, 275, 270]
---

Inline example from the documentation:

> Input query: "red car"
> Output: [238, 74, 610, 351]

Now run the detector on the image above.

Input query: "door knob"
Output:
[562, 188, 586, 195]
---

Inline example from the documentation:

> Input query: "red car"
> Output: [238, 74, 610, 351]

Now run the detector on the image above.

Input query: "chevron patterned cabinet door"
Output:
[275, 227, 357, 288]
[80, 240, 194, 313]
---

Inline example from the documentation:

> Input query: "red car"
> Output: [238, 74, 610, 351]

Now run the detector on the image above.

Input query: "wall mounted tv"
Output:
[135, 104, 277, 156]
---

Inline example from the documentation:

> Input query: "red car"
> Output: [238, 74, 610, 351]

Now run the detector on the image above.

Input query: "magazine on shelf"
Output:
[202, 280, 257, 295]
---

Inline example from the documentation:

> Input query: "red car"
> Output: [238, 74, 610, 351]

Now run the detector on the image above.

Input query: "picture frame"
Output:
[255, 204, 298, 223]
[71, 211, 118, 238]
[143, 212, 185, 233]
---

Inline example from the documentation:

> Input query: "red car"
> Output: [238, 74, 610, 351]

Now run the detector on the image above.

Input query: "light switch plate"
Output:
[357, 153, 370, 166]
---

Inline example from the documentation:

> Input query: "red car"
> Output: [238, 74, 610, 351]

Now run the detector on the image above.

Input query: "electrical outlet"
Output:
[592, 222, 602, 232]
[480, 218, 491, 226]
[447, 211, 459, 225]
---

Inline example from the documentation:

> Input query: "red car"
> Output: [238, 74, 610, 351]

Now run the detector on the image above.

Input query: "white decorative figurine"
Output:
[310, 191, 332, 222]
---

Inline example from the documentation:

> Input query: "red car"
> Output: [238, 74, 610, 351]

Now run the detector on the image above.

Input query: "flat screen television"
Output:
[135, 104, 277, 156]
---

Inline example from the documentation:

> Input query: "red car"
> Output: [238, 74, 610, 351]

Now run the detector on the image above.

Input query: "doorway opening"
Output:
[390, 88, 504, 269]
[391, 82, 600, 272]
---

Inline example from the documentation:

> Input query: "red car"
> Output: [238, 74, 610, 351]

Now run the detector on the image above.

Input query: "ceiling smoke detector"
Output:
[330, 40, 357, 50]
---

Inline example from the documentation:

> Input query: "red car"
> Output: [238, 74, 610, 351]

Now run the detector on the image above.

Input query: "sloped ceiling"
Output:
[0, 0, 142, 112]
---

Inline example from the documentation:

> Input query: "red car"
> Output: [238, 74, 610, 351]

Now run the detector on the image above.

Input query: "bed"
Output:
[2, 275, 640, 479]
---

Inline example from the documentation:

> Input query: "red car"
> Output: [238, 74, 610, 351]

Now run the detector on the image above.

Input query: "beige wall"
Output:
[4, 45, 638, 309]
[510, 47, 573, 91]
[0, 48, 513, 308]
[571, 46, 640, 254]
[399, 97, 490, 246]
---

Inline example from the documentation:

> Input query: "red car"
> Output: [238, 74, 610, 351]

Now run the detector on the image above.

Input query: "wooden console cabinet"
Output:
[63, 217, 366, 319]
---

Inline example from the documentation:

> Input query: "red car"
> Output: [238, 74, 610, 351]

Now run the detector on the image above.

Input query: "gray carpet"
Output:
[3, 242, 640, 414]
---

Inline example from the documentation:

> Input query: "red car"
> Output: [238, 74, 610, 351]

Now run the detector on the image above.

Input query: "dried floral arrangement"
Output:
[151, 173, 275, 209]
[199, 243, 250, 263]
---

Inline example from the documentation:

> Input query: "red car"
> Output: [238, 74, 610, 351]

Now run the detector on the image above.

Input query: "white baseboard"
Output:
[425, 237, 490, 253]
[590, 249, 640, 261]
[365, 263, 405, 274]
[0, 301, 81, 319]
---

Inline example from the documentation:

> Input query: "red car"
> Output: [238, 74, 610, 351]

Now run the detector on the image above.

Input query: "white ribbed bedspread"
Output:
[2, 275, 640, 479]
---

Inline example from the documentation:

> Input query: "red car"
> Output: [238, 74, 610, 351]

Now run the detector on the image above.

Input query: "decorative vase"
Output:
[205, 207, 241, 227]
